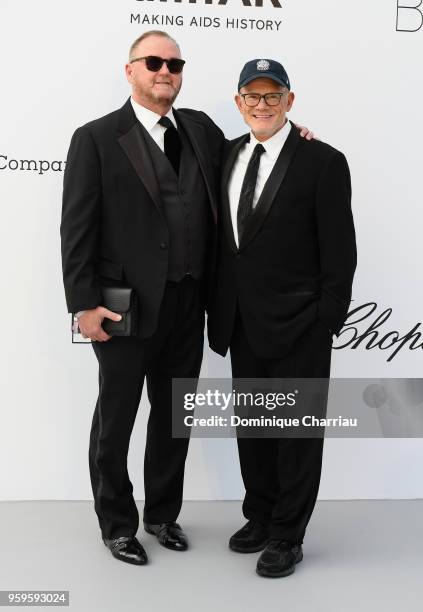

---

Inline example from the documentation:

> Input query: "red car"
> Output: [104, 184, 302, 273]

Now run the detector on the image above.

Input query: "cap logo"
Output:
[257, 59, 270, 71]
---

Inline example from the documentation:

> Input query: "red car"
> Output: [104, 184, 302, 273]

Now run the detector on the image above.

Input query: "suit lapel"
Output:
[174, 109, 218, 224]
[221, 134, 250, 253]
[117, 98, 164, 219]
[239, 122, 301, 250]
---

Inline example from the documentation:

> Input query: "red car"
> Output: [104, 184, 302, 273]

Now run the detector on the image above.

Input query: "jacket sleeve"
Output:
[315, 151, 357, 335]
[60, 126, 102, 313]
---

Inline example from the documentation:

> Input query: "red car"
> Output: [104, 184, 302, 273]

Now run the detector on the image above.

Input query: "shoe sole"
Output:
[256, 551, 303, 578]
[229, 540, 269, 554]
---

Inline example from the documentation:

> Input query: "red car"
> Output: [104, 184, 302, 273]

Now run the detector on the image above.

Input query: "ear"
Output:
[125, 63, 134, 84]
[235, 93, 244, 114]
[286, 91, 295, 112]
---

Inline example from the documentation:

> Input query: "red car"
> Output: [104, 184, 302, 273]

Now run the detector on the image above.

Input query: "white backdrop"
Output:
[1, 0, 422, 501]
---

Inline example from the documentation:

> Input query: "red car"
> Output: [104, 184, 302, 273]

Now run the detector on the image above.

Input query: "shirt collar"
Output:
[130, 97, 177, 132]
[249, 118, 292, 159]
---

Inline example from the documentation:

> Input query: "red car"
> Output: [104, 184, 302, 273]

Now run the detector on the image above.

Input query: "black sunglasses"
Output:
[129, 55, 185, 74]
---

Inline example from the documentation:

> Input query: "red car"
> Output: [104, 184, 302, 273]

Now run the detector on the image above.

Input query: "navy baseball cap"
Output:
[238, 59, 291, 91]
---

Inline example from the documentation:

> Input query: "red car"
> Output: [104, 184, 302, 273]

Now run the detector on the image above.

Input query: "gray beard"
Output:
[144, 88, 179, 108]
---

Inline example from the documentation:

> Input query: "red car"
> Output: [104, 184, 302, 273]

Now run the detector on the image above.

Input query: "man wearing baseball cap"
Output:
[208, 59, 357, 577]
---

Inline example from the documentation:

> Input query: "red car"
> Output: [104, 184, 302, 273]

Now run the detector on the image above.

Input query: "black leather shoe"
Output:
[103, 536, 148, 565]
[229, 520, 269, 553]
[144, 521, 188, 551]
[256, 540, 303, 578]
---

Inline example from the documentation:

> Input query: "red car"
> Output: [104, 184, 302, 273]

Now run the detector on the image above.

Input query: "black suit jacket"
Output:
[208, 122, 357, 359]
[60, 97, 224, 338]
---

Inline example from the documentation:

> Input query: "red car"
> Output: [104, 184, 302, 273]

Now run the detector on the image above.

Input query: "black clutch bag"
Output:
[101, 286, 138, 336]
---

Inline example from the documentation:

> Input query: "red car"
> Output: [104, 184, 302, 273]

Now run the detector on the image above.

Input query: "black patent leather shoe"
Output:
[229, 520, 269, 553]
[103, 536, 148, 565]
[256, 540, 303, 578]
[144, 521, 188, 551]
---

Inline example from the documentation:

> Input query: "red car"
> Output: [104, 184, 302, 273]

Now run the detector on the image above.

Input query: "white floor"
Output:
[1, 500, 422, 612]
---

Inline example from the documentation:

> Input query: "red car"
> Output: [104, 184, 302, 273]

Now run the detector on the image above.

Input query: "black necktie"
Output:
[158, 116, 181, 175]
[237, 143, 265, 243]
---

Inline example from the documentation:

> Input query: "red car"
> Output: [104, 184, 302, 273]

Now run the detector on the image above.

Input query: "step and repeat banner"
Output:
[1, 0, 422, 500]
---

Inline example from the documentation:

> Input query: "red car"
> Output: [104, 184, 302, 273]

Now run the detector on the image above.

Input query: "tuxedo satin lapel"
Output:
[118, 122, 163, 219]
[239, 123, 301, 250]
[174, 110, 218, 224]
[117, 97, 138, 135]
[221, 135, 249, 253]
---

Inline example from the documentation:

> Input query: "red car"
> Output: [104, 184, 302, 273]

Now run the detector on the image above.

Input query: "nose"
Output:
[256, 96, 270, 110]
[157, 61, 171, 76]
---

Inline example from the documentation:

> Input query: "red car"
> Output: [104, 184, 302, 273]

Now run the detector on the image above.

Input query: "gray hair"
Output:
[129, 30, 180, 61]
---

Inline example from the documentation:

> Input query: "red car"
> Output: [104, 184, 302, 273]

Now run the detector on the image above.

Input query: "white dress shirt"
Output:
[228, 119, 292, 248]
[130, 96, 177, 152]
[75, 98, 176, 320]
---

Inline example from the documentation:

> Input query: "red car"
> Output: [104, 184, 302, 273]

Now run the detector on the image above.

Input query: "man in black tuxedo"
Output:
[60, 30, 224, 565]
[208, 59, 357, 577]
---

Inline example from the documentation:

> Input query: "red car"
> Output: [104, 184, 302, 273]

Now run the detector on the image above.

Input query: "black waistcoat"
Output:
[142, 120, 211, 281]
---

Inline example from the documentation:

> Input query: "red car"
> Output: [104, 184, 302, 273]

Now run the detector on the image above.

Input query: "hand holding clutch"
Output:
[75, 287, 138, 341]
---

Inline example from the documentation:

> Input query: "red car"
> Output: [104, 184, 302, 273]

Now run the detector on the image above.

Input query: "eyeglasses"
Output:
[240, 92, 287, 107]
[129, 55, 185, 74]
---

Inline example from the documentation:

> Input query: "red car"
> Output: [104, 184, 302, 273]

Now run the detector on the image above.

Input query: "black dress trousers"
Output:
[88, 276, 205, 539]
[229, 307, 333, 544]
